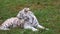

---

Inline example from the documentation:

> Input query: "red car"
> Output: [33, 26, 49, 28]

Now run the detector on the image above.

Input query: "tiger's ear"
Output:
[24, 7, 30, 10]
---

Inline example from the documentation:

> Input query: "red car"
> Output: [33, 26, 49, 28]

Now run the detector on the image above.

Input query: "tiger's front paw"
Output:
[32, 28, 38, 31]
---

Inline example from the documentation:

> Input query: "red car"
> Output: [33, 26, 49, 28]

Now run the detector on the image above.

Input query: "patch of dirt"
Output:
[50, 0, 60, 6]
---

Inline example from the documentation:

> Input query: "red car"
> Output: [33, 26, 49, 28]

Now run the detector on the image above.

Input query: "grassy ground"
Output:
[0, 0, 60, 34]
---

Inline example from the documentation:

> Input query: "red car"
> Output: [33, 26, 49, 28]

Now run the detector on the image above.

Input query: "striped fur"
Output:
[0, 8, 49, 31]
[0, 17, 24, 30]
[17, 8, 48, 31]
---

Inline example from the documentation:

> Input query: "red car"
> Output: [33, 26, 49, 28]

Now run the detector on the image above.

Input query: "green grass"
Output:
[0, 0, 60, 34]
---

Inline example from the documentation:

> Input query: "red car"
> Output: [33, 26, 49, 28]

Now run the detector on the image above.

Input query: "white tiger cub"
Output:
[0, 17, 24, 30]
[17, 7, 49, 31]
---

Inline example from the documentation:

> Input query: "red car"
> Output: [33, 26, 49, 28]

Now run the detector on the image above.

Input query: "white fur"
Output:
[0, 8, 49, 31]
[17, 8, 49, 31]
[0, 17, 24, 30]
